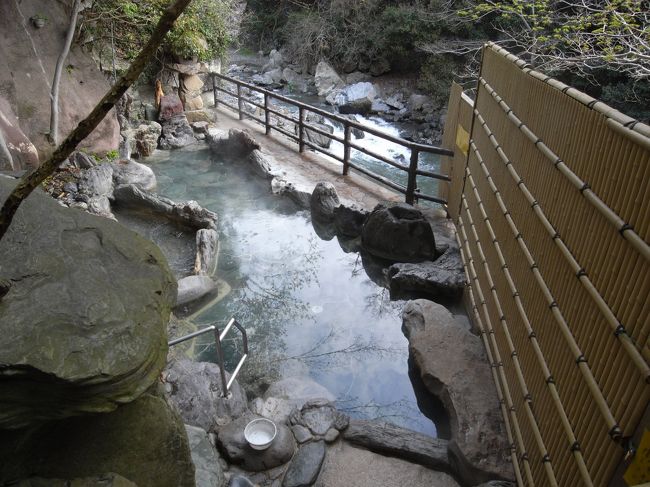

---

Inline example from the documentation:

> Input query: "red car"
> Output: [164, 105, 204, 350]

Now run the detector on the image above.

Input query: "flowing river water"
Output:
[119, 145, 452, 438]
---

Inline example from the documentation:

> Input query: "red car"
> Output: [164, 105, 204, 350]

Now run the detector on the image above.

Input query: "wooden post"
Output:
[264, 93, 270, 135]
[343, 124, 351, 175]
[212, 74, 218, 108]
[298, 107, 305, 153]
[406, 148, 419, 204]
[237, 83, 243, 120]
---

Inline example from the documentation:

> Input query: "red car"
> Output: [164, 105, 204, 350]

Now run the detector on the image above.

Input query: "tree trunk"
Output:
[49, 0, 81, 146]
[0, 0, 194, 240]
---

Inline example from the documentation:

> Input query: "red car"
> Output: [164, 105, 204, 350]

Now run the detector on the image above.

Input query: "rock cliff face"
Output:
[0, 0, 120, 167]
[0, 176, 176, 429]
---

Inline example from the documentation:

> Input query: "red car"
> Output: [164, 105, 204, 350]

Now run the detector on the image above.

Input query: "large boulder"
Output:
[207, 129, 261, 159]
[0, 177, 176, 429]
[159, 115, 196, 150]
[402, 300, 514, 485]
[361, 203, 437, 262]
[387, 246, 466, 299]
[179, 74, 204, 111]
[282, 441, 326, 487]
[111, 159, 157, 192]
[330, 82, 377, 115]
[0, 393, 195, 487]
[78, 163, 114, 199]
[333, 204, 368, 238]
[314, 61, 344, 97]
[310, 182, 340, 222]
[164, 359, 248, 433]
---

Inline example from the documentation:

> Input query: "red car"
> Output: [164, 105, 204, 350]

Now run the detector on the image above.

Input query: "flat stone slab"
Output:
[315, 442, 460, 487]
[282, 440, 326, 487]
[343, 419, 450, 473]
[402, 300, 513, 485]
[0, 177, 175, 429]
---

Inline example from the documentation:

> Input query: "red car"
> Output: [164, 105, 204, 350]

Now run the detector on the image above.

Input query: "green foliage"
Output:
[105, 149, 120, 161]
[82, 0, 232, 62]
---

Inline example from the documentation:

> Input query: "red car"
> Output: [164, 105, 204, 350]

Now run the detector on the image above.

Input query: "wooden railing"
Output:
[210, 73, 454, 205]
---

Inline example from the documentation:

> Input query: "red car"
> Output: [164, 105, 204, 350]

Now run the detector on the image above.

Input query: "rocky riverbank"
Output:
[226, 50, 446, 146]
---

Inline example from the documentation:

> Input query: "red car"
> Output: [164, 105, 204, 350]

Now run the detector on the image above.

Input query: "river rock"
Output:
[270, 177, 311, 209]
[300, 122, 333, 149]
[159, 114, 196, 150]
[402, 300, 513, 485]
[343, 419, 450, 472]
[87, 194, 115, 220]
[0, 393, 194, 487]
[159, 94, 184, 121]
[262, 49, 284, 72]
[334, 82, 377, 115]
[134, 122, 162, 158]
[78, 163, 114, 198]
[186, 424, 226, 487]
[387, 246, 466, 299]
[165, 359, 248, 432]
[282, 68, 309, 93]
[111, 159, 157, 191]
[113, 184, 217, 230]
[310, 182, 340, 222]
[291, 425, 313, 444]
[361, 203, 436, 262]
[194, 228, 219, 276]
[333, 204, 368, 238]
[7, 473, 138, 486]
[282, 441, 326, 487]
[248, 149, 281, 179]
[0, 178, 175, 429]
[314, 61, 344, 97]
[217, 414, 295, 472]
[175, 275, 218, 308]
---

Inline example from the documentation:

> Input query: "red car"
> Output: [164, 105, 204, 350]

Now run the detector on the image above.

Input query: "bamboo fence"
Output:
[442, 43, 649, 486]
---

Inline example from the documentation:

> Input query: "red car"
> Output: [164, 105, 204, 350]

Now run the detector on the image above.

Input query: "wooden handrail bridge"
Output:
[211, 73, 454, 206]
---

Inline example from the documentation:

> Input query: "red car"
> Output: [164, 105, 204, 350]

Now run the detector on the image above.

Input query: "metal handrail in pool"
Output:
[210, 72, 454, 206]
[168, 317, 248, 396]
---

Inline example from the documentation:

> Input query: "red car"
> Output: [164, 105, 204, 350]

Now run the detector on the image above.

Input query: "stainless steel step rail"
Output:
[168, 317, 248, 397]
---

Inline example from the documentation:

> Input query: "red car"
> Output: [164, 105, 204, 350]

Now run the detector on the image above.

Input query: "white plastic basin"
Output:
[244, 418, 277, 450]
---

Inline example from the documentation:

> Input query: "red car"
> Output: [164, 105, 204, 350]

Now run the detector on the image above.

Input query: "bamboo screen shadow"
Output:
[442, 43, 649, 486]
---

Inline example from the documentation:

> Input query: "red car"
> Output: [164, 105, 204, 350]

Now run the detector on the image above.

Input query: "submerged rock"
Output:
[361, 203, 437, 262]
[0, 178, 176, 429]
[175, 275, 218, 308]
[402, 300, 514, 485]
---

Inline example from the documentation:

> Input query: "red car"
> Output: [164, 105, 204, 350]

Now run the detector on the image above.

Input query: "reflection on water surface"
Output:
[135, 146, 444, 437]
